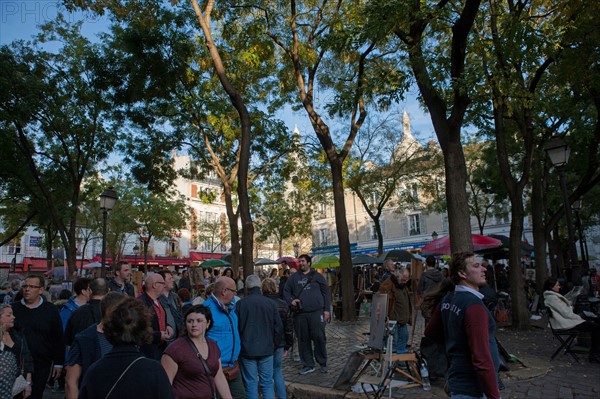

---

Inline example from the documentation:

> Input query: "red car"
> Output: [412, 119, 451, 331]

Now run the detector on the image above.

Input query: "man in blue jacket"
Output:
[205, 276, 245, 399]
[236, 274, 282, 399]
[283, 254, 331, 375]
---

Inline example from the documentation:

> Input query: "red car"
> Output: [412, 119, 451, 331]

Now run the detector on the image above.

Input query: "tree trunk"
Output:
[223, 187, 241, 277]
[375, 217, 384, 256]
[330, 160, 355, 321]
[531, 154, 547, 295]
[444, 136, 473, 253]
[508, 204, 530, 329]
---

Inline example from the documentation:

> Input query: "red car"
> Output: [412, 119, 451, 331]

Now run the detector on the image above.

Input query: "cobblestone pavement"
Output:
[44, 312, 600, 399]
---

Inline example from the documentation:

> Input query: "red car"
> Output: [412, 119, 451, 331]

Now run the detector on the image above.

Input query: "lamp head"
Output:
[100, 187, 119, 210]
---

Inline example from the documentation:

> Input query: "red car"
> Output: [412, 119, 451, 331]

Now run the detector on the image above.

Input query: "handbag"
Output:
[221, 361, 240, 381]
[185, 337, 218, 399]
[12, 375, 28, 397]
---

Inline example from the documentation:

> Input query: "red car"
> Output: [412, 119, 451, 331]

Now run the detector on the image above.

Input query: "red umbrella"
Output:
[421, 234, 502, 255]
[277, 256, 299, 270]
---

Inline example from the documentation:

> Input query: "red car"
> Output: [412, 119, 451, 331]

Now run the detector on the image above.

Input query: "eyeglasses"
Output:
[225, 288, 237, 294]
[22, 285, 42, 289]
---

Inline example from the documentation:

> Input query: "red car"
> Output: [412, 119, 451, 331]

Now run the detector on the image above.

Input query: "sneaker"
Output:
[320, 366, 328, 374]
[298, 366, 315, 375]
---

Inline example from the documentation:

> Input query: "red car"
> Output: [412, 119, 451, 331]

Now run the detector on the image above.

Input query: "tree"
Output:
[255, 0, 408, 320]
[68, 1, 293, 279]
[367, 0, 484, 254]
[0, 19, 119, 274]
[464, 141, 508, 235]
[128, 186, 189, 271]
[346, 112, 428, 254]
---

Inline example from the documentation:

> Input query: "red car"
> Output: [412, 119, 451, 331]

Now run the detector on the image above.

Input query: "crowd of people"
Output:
[0, 254, 331, 399]
[3, 251, 598, 399]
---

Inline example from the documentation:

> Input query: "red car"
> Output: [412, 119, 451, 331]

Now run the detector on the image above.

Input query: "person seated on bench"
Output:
[543, 277, 600, 364]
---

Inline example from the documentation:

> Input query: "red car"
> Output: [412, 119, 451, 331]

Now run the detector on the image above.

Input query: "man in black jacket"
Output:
[283, 254, 331, 375]
[64, 278, 108, 346]
[12, 275, 64, 399]
[236, 274, 282, 399]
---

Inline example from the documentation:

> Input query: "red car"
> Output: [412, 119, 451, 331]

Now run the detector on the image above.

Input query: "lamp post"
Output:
[293, 243, 300, 258]
[544, 137, 580, 285]
[572, 199, 588, 275]
[431, 231, 438, 241]
[133, 244, 140, 269]
[100, 187, 118, 278]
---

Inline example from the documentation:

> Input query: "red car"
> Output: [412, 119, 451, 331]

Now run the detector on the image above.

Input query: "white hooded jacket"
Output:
[543, 290, 585, 330]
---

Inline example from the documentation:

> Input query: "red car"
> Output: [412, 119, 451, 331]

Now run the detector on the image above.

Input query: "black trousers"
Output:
[293, 310, 327, 368]
[30, 360, 52, 399]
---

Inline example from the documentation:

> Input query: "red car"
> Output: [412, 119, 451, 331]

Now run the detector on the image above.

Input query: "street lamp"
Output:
[544, 137, 580, 284]
[293, 243, 300, 258]
[572, 199, 588, 274]
[431, 231, 438, 241]
[100, 187, 118, 278]
[133, 244, 140, 269]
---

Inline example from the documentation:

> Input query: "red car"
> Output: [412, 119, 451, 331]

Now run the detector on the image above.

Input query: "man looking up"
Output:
[205, 276, 245, 399]
[12, 275, 64, 399]
[138, 273, 173, 359]
[283, 254, 331, 375]
[425, 253, 500, 399]
[108, 261, 135, 297]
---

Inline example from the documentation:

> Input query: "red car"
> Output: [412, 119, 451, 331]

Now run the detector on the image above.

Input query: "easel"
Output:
[353, 324, 423, 398]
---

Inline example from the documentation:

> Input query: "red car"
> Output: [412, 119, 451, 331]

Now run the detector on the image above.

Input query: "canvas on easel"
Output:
[368, 293, 388, 350]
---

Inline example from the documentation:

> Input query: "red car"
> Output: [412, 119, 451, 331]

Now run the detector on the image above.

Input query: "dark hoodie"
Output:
[417, 269, 444, 296]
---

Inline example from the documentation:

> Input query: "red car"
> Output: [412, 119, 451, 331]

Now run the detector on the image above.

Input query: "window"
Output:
[319, 229, 329, 247]
[409, 214, 421, 235]
[6, 241, 21, 255]
[411, 183, 420, 204]
[370, 221, 386, 240]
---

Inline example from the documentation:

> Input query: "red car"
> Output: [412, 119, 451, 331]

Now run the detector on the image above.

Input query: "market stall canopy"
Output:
[254, 258, 279, 265]
[377, 249, 416, 263]
[201, 259, 231, 268]
[352, 254, 383, 265]
[421, 234, 502, 255]
[479, 234, 534, 259]
[83, 261, 103, 269]
[312, 255, 340, 269]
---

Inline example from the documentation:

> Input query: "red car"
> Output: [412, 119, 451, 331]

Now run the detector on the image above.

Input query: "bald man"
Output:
[137, 273, 174, 359]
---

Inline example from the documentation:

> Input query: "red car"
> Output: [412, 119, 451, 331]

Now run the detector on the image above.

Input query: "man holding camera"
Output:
[283, 254, 331, 375]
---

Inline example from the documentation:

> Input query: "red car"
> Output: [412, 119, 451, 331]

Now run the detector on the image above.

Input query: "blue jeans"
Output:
[273, 347, 286, 399]
[240, 355, 275, 399]
[393, 323, 408, 354]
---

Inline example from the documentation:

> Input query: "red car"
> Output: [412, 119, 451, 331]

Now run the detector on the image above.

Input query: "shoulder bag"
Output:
[105, 356, 145, 399]
[185, 337, 218, 399]
[291, 271, 315, 314]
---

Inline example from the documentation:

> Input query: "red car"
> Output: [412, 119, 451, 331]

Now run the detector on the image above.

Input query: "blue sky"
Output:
[0, 1, 436, 144]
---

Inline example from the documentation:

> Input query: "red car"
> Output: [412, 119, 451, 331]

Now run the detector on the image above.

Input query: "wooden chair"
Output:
[546, 307, 589, 362]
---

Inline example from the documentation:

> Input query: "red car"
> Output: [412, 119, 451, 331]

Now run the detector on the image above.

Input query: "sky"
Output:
[0, 0, 437, 144]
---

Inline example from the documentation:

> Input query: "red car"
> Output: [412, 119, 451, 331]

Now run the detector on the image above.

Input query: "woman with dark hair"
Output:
[1, 304, 33, 399]
[78, 297, 173, 399]
[543, 277, 600, 363]
[161, 305, 232, 399]
[223, 268, 234, 278]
